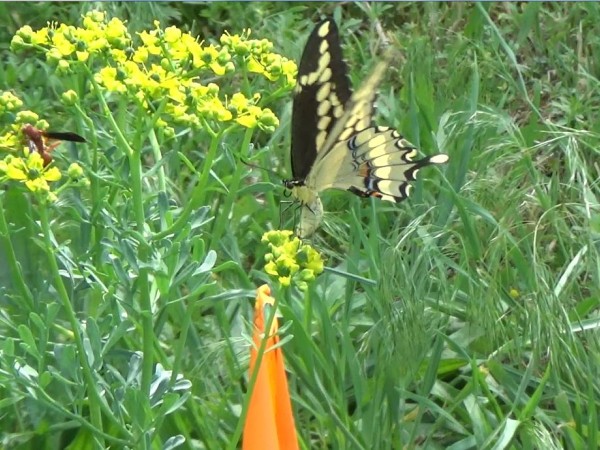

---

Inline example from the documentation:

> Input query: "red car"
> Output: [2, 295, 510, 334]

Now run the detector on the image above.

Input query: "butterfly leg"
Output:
[279, 200, 294, 229]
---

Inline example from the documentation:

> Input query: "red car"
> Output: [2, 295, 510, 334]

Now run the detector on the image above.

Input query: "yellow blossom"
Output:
[279, 276, 292, 288]
[56, 59, 71, 74]
[15, 110, 39, 124]
[197, 97, 232, 122]
[51, 29, 76, 57]
[45, 47, 63, 64]
[247, 57, 267, 76]
[105, 18, 130, 48]
[221, 31, 252, 56]
[32, 28, 49, 45]
[0, 132, 20, 151]
[16, 25, 35, 42]
[84, 10, 105, 26]
[138, 30, 161, 54]
[132, 46, 149, 63]
[95, 67, 126, 93]
[257, 108, 279, 132]
[87, 36, 109, 53]
[262, 230, 294, 246]
[76, 50, 89, 62]
[262, 230, 324, 291]
[110, 48, 128, 63]
[2, 151, 61, 193]
[280, 59, 297, 86]
[164, 26, 182, 43]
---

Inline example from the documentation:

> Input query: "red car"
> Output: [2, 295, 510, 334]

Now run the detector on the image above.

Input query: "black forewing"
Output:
[44, 131, 87, 142]
[290, 19, 352, 180]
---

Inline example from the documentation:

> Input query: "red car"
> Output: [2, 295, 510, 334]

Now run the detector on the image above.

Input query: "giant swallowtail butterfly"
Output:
[284, 19, 449, 238]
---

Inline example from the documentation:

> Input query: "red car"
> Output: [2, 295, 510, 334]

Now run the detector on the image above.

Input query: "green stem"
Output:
[153, 124, 225, 241]
[128, 132, 154, 399]
[195, 120, 225, 207]
[303, 286, 312, 330]
[88, 72, 154, 401]
[0, 194, 33, 309]
[38, 203, 105, 449]
[210, 126, 254, 246]
[148, 128, 167, 193]
[73, 101, 105, 318]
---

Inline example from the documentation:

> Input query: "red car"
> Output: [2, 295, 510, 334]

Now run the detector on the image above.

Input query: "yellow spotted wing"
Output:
[285, 19, 448, 238]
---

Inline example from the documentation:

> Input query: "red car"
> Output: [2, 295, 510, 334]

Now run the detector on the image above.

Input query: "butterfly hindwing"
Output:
[328, 127, 450, 201]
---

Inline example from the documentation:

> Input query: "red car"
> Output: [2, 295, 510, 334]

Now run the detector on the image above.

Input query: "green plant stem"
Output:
[148, 128, 168, 193]
[195, 120, 225, 208]
[126, 134, 154, 399]
[0, 194, 33, 309]
[152, 124, 225, 241]
[303, 286, 313, 330]
[89, 72, 154, 401]
[38, 203, 105, 449]
[210, 126, 254, 247]
[72, 100, 106, 318]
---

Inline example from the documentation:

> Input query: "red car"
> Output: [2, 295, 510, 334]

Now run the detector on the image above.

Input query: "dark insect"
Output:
[22, 123, 86, 167]
[283, 19, 449, 238]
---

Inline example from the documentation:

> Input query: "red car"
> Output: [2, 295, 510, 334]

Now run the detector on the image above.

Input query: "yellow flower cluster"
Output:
[262, 230, 324, 291]
[11, 11, 297, 134]
[0, 104, 46, 156]
[0, 152, 61, 201]
[220, 30, 296, 85]
[0, 94, 29, 151]
[0, 91, 23, 114]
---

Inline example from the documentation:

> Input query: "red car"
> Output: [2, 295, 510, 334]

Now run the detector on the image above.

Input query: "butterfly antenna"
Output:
[238, 156, 283, 180]
[238, 156, 297, 231]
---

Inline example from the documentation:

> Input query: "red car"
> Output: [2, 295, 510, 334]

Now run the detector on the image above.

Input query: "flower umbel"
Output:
[10, 12, 297, 134]
[262, 230, 324, 291]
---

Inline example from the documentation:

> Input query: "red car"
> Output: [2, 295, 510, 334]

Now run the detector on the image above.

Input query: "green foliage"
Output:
[1, 2, 600, 449]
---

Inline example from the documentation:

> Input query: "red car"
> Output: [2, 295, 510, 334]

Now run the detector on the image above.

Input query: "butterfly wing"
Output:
[44, 131, 86, 143]
[304, 48, 394, 190]
[319, 126, 449, 202]
[291, 19, 351, 180]
[290, 19, 448, 238]
[306, 48, 448, 203]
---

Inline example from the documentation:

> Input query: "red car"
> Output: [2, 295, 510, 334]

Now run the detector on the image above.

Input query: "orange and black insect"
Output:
[22, 124, 86, 167]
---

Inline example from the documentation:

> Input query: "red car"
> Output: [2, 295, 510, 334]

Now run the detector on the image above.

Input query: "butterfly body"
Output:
[297, 192, 324, 240]
[287, 19, 448, 238]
